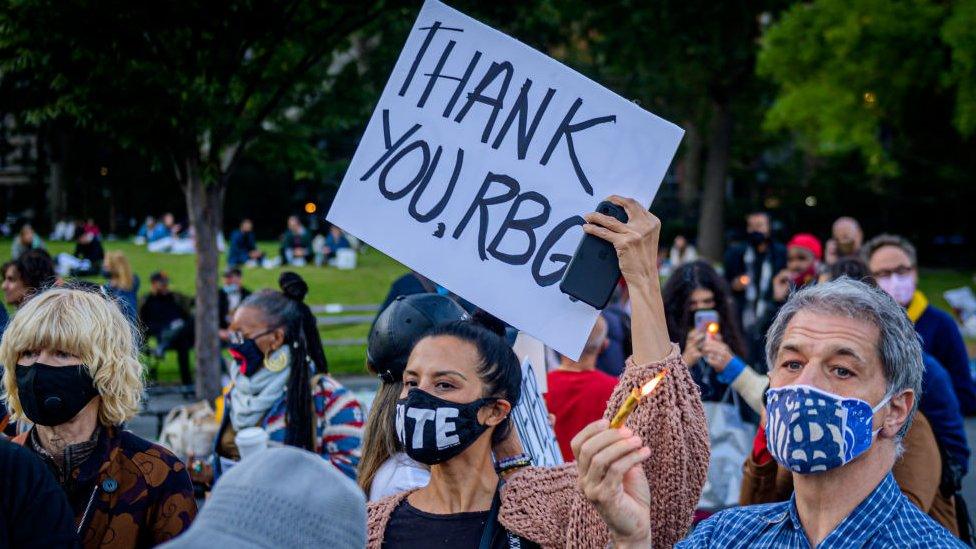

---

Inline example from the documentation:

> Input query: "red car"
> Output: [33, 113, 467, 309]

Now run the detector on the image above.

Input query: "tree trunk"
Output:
[184, 158, 225, 400]
[679, 120, 701, 208]
[697, 102, 733, 262]
[45, 129, 68, 228]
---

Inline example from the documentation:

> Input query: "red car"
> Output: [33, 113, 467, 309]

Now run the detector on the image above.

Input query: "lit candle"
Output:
[609, 369, 669, 429]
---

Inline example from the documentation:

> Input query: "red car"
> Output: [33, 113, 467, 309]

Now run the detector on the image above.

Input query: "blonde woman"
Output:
[1, 287, 196, 548]
[102, 250, 140, 324]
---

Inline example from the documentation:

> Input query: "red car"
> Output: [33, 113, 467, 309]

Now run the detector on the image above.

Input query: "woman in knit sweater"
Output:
[367, 196, 709, 548]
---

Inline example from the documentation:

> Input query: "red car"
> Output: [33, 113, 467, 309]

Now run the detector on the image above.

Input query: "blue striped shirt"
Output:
[677, 473, 964, 548]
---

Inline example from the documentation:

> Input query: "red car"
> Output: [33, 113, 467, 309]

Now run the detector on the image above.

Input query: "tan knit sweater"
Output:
[366, 346, 709, 548]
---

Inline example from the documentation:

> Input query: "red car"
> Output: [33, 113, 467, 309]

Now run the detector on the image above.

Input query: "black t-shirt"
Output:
[384, 499, 539, 549]
[0, 439, 78, 548]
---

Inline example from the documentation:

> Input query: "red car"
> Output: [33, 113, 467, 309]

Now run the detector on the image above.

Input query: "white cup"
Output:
[235, 427, 269, 460]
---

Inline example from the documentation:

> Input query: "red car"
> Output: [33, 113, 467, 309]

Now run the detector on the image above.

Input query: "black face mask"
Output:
[747, 231, 768, 247]
[228, 338, 264, 377]
[15, 363, 100, 426]
[396, 389, 497, 465]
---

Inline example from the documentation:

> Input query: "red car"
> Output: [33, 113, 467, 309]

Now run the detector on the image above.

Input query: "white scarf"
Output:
[229, 365, 290, 431]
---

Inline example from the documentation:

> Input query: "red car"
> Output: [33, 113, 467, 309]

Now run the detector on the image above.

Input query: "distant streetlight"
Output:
[304, 202, 317, 214]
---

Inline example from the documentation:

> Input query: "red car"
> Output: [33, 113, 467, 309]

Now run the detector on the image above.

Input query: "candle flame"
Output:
[706, 322, 720, 335]
[640, 369, 668, 396]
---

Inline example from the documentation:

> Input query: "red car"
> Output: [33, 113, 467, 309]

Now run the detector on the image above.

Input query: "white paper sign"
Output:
[512, 358, 563, 467]
[328, 0, 683, 359]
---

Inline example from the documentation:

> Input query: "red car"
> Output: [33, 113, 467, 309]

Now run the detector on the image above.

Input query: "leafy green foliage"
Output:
[0, 0, 408, 183]
[758, 0, 975, 176]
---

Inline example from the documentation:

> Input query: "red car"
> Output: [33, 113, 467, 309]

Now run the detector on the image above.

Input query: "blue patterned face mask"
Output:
[766, 384, 891, 474]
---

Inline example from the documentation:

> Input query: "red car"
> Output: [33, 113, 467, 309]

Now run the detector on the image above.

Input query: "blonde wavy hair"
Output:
[104, 250, 135, 292]
[1, 287, 144, 426]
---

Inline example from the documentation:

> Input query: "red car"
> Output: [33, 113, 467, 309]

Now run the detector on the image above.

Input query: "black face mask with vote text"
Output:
[396, 388, 497, 465]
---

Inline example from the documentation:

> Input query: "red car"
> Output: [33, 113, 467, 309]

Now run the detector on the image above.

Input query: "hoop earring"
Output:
[265, 344, 291, 373]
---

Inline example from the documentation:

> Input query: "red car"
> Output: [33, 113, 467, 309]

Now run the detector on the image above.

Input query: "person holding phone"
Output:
[366, 196, 708, 549]
[662, 261, 757, 407]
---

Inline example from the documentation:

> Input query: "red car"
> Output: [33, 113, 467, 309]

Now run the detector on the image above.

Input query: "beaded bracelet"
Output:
[495, 453, 533, 475]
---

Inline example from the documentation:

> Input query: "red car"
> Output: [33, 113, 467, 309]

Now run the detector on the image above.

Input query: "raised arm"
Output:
[499, 198, 708, 549]
[581, 195, 670, 363]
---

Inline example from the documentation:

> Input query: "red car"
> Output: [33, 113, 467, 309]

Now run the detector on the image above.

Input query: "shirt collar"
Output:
[907, 291, 928, 323]
[29, 424, 102, 484]
[786, 472, 901, 547]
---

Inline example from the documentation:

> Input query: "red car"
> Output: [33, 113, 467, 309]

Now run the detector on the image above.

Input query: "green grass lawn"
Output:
[3, 237, 974, 382]
[1, 238, 410, 381]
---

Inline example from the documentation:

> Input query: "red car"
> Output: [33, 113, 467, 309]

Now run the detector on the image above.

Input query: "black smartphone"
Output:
[559, 201, 629, 309]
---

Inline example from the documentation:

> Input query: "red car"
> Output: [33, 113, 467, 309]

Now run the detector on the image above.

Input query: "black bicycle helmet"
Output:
[368, 294, 470, 382]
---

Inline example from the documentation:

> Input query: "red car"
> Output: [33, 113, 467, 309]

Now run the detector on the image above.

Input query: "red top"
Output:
[545, 369, 619, 462]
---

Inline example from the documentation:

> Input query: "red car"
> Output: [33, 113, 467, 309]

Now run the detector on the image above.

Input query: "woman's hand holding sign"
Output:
[583, 196, 670, 363]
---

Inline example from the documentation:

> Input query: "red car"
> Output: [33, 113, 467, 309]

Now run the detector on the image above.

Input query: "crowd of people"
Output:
[0, 198, 974, 548]
[134, 214, 355, 270]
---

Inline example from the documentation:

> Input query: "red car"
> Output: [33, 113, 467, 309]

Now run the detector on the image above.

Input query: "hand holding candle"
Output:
[609, 369, 669, 429]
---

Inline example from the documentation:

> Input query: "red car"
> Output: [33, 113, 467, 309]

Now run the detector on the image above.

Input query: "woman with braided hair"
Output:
[211, 272, 365, 480]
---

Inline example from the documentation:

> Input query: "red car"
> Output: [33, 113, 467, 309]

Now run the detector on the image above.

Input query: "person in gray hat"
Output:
[161, 446, 366, 549]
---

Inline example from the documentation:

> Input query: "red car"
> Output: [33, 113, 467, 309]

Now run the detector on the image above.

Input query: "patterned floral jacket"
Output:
[14, 425, 197, 548]
[214, 373, 364, 480]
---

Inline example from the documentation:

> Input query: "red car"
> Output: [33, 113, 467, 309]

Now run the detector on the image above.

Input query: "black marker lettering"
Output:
[491, 79, 556, 159]
[453, 61, 515, 143]
[399, 22, 463, 97]
[409, 148, 464, 222]
[452, 173, 520, 261]
[532, 215, 584, 286]
[417, 42, 484, 119]
[487, 191, 551, 265]
[541, 98, 616, 195]
[361, 110, 422, 181]
[378, 140, 431, 200]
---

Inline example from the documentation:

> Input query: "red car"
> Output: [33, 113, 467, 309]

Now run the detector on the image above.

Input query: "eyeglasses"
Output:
[872, 265, 914, 279]
[227, 327, 278, 345]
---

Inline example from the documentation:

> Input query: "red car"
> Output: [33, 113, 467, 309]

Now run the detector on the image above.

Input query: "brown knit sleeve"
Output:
[366, 490, 413, 549]
[500, 345, 709, 548]
[499, 464, 578, 547]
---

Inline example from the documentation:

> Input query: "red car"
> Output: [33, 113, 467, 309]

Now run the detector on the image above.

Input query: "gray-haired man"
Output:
[574, 278, 964, 548]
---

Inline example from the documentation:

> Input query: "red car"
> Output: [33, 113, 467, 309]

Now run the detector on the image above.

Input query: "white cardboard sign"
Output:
[327, 0, 682, 359]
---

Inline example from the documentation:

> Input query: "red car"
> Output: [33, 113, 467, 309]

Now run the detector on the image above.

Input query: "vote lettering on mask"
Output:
[396, 389, 496, 465]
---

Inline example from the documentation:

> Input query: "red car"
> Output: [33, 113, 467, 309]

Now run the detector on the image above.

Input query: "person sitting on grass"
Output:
[228, 218, 265, 268]
[279, 215, 312, 267]
[10, 223, 45, 260]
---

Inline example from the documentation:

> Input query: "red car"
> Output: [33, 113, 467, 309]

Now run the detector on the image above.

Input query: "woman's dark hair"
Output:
[239, 285, 317, 451]
[662, 261, 748, 357]
[9, 249, 56, 292]
[279, 271, 328, 374]
[419, 321, 521, 445]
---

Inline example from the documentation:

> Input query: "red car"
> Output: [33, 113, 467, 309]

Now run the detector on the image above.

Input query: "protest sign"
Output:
[512, 358, 563, 467]
[328, 0, 683, 359]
